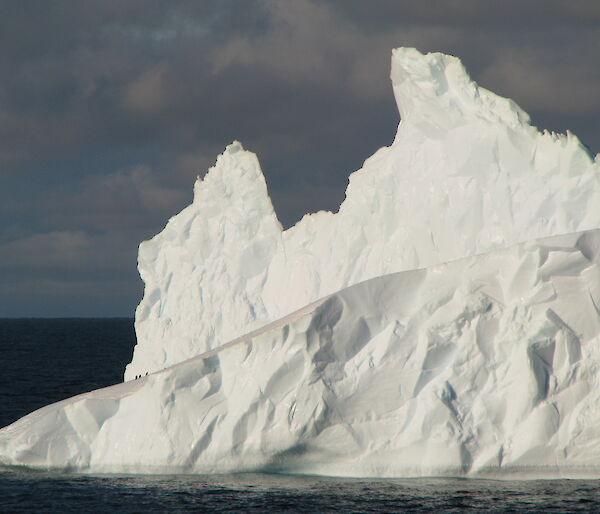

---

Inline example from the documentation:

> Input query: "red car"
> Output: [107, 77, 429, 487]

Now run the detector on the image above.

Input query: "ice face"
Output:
[2, 230, 600, 477]
[126, 48, 600, 380]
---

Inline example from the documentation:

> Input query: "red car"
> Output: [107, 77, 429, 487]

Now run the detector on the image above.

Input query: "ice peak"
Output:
[391, 48, 530, 131]
[193, 140, 271, 207]
[223, 139, 244, 154]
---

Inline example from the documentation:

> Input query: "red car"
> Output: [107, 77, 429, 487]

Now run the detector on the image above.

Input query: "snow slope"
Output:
[2, 230, 600, 477]
[127, 48, 600, 380]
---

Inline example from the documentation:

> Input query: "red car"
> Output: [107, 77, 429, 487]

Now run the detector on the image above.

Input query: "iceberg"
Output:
[1, 48, 600, 477]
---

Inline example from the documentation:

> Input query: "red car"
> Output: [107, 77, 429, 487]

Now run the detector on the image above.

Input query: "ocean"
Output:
[1, 319, 600, 513]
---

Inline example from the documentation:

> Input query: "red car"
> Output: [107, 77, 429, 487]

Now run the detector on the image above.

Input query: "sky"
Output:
[1, 0, 599, 317]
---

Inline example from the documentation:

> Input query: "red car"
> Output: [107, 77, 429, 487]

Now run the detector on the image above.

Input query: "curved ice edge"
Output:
[0, 293, 330, 435]
[0, 294, 332, 451]
[2, 227, 600, 477]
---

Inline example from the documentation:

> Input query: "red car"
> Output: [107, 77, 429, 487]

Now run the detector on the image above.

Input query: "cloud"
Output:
[0, 229, 142, 317]
[480, 46, 600, 115]
[122, 65, 170, 116]
[1, 231, 92, 270]
[327, 0, 600, 30]
[211, 0, 440, 100]
[3, 164, 191, 239]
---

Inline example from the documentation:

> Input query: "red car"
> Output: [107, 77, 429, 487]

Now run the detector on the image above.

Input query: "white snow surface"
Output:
[127, 47, 600, 380]
[2, 230, 600, 477]
[2, 47, 600, 477]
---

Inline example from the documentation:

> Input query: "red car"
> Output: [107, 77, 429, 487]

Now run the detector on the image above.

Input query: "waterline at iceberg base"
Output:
[1, 48, 600, 478]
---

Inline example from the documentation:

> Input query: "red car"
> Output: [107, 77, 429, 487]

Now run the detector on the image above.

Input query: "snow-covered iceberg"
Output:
[1, 48, 600, 477]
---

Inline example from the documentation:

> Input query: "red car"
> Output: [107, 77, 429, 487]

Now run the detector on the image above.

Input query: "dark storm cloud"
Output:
[1, 0, 599, 316]
[0, 0, 268, 169]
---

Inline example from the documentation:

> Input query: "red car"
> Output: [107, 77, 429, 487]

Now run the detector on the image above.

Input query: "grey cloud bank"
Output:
[1, 0, 599, 317]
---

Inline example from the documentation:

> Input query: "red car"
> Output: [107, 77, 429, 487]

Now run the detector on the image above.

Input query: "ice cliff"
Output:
[1, 48, 600, 477]
[128, 47, 600, 380]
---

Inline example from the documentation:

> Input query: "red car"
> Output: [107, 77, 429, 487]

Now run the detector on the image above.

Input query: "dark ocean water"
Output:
[1, 319, 600, 513]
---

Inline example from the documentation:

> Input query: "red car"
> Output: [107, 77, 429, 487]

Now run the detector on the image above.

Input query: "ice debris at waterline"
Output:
[1, 48, 600, 477]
